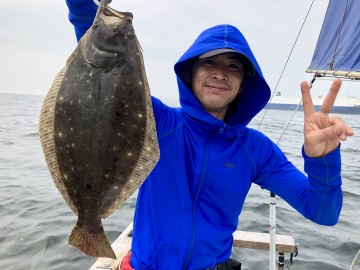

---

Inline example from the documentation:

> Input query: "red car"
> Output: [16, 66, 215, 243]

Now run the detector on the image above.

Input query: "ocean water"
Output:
[0, 93, 359, 270]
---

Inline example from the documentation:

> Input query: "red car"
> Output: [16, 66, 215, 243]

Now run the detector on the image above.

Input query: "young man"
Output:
[66, 1, 353, 269]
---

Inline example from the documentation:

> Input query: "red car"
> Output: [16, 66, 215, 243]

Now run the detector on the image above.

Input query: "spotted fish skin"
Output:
[39, 3, 159, 259]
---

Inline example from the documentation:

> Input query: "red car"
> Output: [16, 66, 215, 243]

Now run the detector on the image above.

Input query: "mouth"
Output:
[204, 84, 230, 92]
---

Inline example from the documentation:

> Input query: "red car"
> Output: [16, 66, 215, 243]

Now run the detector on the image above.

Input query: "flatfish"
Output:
[38, 0, 159, 259]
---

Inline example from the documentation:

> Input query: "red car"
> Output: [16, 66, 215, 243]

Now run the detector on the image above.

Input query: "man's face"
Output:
[191, 53, 245, 120]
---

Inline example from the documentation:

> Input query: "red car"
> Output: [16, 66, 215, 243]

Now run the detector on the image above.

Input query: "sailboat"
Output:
[306, 0, 360, 80]
[89, 0, 360, 269]
[268, 0, 360, 115]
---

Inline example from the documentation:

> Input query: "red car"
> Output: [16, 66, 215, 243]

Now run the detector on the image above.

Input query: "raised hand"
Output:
[301, 78, 354, 158]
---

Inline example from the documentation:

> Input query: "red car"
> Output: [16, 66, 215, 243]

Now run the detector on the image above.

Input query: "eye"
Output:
[113, 25, 120, 32]
[228, 62, 244, 73]
[228, 63, 240, 70]
[103, 8, 113, 16]
[127, 30, 135, 39]
[203, 59, 215, 65]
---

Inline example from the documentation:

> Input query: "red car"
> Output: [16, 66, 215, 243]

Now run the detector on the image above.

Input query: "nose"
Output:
[211, 67, 227, 80]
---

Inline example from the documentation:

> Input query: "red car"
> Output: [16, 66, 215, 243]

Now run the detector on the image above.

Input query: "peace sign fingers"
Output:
[301, 78, 354, 157]
[300, 80, 315, 118]
[319, 79, 342, 114]
[301, 78, 342, 118]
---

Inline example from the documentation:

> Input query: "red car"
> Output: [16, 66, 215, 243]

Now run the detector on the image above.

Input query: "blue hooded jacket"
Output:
[66, 2, 342, 269]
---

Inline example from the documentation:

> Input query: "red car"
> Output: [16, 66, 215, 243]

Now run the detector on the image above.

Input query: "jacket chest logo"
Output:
[224, 162, 236, 168]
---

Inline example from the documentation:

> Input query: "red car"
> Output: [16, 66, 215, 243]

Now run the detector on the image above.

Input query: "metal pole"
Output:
[270, 192, 277, 270]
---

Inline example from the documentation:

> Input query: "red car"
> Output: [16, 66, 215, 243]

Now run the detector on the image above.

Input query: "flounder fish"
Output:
[39, 0, 159, 259]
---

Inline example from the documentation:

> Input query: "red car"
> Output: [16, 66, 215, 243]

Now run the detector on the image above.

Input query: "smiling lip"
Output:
[205, 84, 230, 91]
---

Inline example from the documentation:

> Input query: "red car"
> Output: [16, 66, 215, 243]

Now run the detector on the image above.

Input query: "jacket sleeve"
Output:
[150, 96, 184, 139]
[300, 146, 342, 225]
[65, 0, 98, 41]
[254, 138, 342, 226]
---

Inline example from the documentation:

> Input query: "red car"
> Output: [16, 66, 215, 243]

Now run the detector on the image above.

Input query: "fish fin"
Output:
[39, 66, 78, 215]
[66, 52, 76, 67]
[68, 224, 116, 259]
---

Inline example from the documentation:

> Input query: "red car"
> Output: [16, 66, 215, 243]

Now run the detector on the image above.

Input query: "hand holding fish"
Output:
[301, 78, 354, 158]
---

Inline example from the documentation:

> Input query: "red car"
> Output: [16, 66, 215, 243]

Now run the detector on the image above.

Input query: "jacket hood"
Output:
[174, 24, 271, 130]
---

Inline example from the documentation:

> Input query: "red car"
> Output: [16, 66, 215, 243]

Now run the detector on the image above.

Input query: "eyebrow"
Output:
[226, 55, 243, 62]
[201, 54, 242, 62]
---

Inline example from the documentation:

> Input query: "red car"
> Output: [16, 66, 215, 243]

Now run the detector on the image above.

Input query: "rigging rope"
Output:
[350, 249, 360, 270]
[256, 3, 316, 270]
[275, 75, 316, 145]
[257, 0, 316, 139]
[329, 0, 349, 70]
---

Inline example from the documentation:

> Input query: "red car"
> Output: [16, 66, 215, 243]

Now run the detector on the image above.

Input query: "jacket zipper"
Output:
[182, 136, 211, 270]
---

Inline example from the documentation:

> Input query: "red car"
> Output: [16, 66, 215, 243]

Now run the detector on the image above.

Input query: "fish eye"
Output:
[103, 8, 113, 16]
[127, 30, 135, 39]
[113, 26, 120, 32]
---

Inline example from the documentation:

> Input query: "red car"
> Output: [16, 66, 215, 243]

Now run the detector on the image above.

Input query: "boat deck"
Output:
[89, 223, 297, 270]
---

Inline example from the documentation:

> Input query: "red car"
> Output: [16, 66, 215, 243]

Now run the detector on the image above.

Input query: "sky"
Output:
[1, 0, 358, 100]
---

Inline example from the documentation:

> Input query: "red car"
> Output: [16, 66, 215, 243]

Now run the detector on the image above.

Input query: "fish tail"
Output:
[68, 224, 116, 259]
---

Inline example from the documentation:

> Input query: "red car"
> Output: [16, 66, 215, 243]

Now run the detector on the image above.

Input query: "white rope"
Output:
[257, 0, 316, 132]
[93, 0, 111, 7]
[350, 249, 360, 270]
[258, 2, 316, 270]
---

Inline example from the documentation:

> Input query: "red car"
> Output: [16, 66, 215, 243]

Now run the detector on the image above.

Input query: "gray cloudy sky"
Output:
[0, 0, 357, 100]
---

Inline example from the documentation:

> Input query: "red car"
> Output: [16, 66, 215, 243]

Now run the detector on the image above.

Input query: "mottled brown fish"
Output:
[38, 1, 159, 259]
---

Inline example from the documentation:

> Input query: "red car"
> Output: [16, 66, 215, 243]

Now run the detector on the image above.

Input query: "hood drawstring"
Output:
[219, 123, 229, 134]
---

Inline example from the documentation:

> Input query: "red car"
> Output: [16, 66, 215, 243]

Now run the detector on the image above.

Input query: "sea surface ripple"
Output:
[0, 93, 359, 270]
